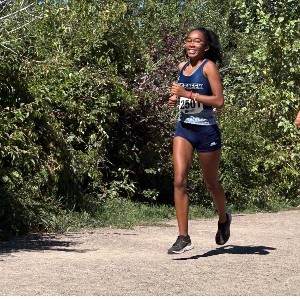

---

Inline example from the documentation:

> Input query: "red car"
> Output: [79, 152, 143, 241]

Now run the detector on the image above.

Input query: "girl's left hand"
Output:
[171, 83, 188, 98]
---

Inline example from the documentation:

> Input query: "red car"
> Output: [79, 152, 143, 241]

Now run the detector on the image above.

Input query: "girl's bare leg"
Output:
[198, 149, 227, 223]
[173, 136, 193, 236]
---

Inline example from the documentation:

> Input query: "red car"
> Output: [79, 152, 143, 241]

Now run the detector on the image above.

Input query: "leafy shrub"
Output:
[1, 0, 299, 240]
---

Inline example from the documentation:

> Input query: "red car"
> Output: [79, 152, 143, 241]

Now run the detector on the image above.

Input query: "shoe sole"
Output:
[167, 243, 194, 254]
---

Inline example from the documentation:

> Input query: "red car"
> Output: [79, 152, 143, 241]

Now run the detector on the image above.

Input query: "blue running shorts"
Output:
[174, 121, 221, 153]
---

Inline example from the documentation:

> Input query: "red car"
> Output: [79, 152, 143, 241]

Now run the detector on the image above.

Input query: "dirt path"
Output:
[1, 210, 300, 296]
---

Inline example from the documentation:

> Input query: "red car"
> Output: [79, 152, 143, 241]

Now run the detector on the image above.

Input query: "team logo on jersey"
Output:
[179, 83, 204, 90]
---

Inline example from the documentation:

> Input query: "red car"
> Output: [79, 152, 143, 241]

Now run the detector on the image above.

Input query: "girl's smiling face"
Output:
[185, 30, 209, 60]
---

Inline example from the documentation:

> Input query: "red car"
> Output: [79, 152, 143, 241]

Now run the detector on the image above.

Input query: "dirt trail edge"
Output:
[1, 210, 300, 296]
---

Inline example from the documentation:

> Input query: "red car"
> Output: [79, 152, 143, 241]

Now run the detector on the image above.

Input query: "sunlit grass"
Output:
[21, 198, 299, 235]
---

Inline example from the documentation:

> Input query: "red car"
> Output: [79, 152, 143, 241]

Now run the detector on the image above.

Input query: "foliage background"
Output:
[0, 0, 299, 239]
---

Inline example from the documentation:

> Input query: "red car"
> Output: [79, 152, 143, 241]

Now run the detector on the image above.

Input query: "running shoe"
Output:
[215, 212, 232, 245]
[167, 235, 194, 254]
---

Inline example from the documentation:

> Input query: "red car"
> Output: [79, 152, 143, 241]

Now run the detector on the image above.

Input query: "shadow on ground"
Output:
[0, 231, 139, 257]
[173, 245, 276, 260]
[0, 233, 84, 256]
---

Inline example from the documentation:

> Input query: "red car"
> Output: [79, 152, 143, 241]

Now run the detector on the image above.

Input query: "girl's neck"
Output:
[189, 58, 205, 67]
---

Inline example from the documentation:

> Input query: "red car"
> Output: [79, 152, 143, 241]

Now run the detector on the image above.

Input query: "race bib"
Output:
[179, 97, 203, 114]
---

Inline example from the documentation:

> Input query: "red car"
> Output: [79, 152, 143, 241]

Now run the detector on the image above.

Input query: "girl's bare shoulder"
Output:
[203, 59, 218, 70]
[178, 61, 187, 71]
[203, 59, 220, 76]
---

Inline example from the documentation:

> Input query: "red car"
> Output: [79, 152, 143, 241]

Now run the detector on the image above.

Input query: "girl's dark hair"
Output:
[188, 27, 223, 64]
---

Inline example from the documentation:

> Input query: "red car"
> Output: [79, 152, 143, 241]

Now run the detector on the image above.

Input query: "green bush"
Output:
[1, 0, 299, 240]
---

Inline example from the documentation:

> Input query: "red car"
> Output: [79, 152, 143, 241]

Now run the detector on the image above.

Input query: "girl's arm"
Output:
[294, 110, 300, 127]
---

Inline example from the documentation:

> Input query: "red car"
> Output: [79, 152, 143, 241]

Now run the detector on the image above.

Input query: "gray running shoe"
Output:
[167, 235, 194, 254]
[215, 212, 232, 245]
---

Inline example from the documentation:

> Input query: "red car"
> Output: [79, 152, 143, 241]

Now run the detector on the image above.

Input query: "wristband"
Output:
[189, 90, 193, 99]
[193, 93, 199, 101]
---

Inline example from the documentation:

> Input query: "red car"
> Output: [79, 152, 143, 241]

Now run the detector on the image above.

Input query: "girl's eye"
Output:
[184, 38, 205, 45]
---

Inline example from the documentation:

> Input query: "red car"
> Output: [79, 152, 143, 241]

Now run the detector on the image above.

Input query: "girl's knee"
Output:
[174, 176, 187, 190]
[204, 180, 222, 193]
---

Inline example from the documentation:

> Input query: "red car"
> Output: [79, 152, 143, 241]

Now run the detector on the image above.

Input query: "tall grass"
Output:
[23, 198, 217, 235]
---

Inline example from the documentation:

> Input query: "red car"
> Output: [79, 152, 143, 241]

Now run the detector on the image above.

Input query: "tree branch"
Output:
[0, 3, 34, 21]
[7, 15, 43, 34]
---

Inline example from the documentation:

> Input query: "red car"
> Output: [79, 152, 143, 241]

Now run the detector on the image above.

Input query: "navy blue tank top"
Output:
[177, 59, 217, 125]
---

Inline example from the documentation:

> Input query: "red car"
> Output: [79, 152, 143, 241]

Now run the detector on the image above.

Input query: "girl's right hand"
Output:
[169, 94, 178, 107]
